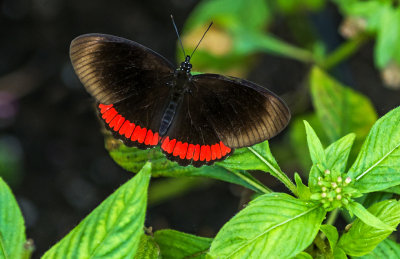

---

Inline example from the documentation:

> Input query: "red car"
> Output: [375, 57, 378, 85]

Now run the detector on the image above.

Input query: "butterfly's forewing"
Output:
[159, 73, 290, 167]
[70, 34, 175, 149]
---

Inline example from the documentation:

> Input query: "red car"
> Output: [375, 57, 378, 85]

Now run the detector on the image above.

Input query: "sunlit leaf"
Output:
[339, 200, 400, 256]
[0, 177, 26, 259]
[325, 133, 355, 172]
[42, 163, 152, 258]
[134, 234, 160, 259]
[320, 224, 339, 252]
[304, 120, 326, 166]
[347, 106, 400, 193]
[209, 193, 325, 258]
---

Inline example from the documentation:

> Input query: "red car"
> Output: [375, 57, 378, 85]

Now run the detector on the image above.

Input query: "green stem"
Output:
[247, 147, 298, 196]
[230, 169, 272, 194]
[326, 208, 340, 226]
[321, 33, 370, 70]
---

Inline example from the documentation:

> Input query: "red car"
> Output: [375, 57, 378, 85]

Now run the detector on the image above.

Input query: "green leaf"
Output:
[290, 113, 329, 171]
[291, 251, 313, 259]
[310, 67, 377, 160]
[346, 201, 394, 231]
[294, 173, 311, 200]
[375, 6, 400, 68]
[308, 164, 322, 193]
[106, 137, 258, 191]
[209, 193, 326, 258]
[0, 177, 26, 259]
[320, 224, 339, 252]
[333, 247, 347, 259]
[134, 234, 160, 259]
[220, 141, 297, 194]
[339, 200, 400, 256]
[354, 238, 400, 259]
[304, 120, 326, 166]
[325, 133, 356, 172]
[43, 162, 152, 259]
[383, 185, 400, 195]
[347, 106, 400, 193]
[154, 229, 212, 259]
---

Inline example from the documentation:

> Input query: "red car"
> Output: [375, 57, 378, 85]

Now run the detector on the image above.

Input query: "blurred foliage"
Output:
[0, 136, 23, 187]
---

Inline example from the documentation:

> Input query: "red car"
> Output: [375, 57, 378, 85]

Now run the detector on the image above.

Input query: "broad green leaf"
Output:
[43, 162, 152, 259]
[355, 238, 400, 259]
[134, 234, 160, 259]
[0, 178, 26, 259]
[154, 229, 212, 259]
[339, 200, 400, 256]
[310, 67, 377, 159]
[346, 201, 394, 231]
[106, 137, 258, 191]
[304, 121, 326, 166]
[347, 106, 400, 193]
[320, 224, 339, 252]
[220, 141, 296, 194]
[325, 133, 356, 172]
[375, 6, 400, 67]
[277, 0, 325, 14]
[209, 193, 326, 258]
[291, 251, 313, 259]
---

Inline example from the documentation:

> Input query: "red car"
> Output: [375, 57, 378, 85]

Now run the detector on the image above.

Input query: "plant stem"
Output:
[247, 147, 298, 196]
[230, 169, 272, 194]
[326, 208, 340, 226]
[321, 33, 370, 70]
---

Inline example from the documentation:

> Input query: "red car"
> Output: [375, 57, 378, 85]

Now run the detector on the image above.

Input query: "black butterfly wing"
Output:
[193, 74, 291, 148]
[70, 34, 175, 149]
[160, 73, 290, 167]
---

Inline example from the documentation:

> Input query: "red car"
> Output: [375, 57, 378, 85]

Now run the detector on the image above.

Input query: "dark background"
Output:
[0, 0, 399, 257]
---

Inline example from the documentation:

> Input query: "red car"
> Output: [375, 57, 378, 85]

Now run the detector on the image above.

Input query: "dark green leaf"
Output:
[209, 193, 326, 258]
[42, 162, 152, 258]
[339, 200, 400, 256]
[355, 238, 400, 259]
[0, 177, 26, 259]
[320, 224, 339, 252]
[106, 137, 258, 191]
[134, 234, 160, 259]
[325, 133, 356, 172]
[310, 67, 377, 161]
[347, 106, 400, 193]
[154, 229, 212, 259]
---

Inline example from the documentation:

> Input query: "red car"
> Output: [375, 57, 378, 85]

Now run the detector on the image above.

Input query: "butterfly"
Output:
[69, 23, 290, 167]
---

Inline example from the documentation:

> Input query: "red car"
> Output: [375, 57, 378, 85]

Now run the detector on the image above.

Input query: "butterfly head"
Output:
[180, 55, 192, 74]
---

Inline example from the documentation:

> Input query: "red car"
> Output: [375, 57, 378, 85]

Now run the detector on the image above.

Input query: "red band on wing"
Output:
[161, 137, 231, 164]
[99, 103, 160, 146]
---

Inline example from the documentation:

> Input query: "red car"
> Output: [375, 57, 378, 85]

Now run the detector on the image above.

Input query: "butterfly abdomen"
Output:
[159, 92, 184, 136]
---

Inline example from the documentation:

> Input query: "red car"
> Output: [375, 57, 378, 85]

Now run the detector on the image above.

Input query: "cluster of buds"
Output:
[310, 167, 361, 210]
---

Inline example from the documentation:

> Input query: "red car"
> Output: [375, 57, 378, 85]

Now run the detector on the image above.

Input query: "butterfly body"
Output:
[70, 33, 290, 167]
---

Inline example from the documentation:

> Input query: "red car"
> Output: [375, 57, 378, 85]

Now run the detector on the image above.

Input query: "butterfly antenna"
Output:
[190, 21, 213, 58]
[170, 15, 186, 58]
